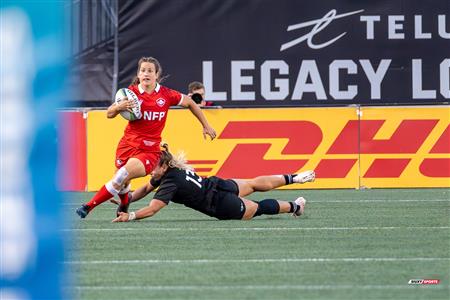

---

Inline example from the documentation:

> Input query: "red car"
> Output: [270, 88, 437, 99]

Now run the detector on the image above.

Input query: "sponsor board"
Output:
[115, 1, 450, 107]
[360, 107, 450, 187]
[86, 106, 449, 191]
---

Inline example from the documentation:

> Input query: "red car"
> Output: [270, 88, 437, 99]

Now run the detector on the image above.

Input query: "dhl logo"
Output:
[189, 120, 450, 179]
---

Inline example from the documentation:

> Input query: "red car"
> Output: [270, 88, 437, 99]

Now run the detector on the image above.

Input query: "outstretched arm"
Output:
[179, 95, 216, 140]
[112, 199, 167, 222]
[130, 182, 155, 203]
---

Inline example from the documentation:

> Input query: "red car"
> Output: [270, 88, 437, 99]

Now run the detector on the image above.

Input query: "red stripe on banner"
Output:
[327, 120, 359, 154]
[420, 159, 450, 177]
[364, 159, 411, 178]
[58, 111, 87, 191]
[328, 120, 438, 154]
[360, 120, 438, 154]
[314, 159, 357, 178]
[187, 160, 218, 164]
[430, 125, 450, 153]
[219, 121, 322, 154]
[217, 144, 307, 179]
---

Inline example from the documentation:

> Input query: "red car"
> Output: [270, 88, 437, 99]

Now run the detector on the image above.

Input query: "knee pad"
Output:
[112, 167, 129, 187]
[254, 199, 280, 216]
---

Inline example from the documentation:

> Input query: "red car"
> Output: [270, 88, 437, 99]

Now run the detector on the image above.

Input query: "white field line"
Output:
[62, 226, 450, 232]
[65, 257, 450, 264]
[62, 199, 450, 206]
[314, 199, 450, 203]
[68, 284, 448, 291]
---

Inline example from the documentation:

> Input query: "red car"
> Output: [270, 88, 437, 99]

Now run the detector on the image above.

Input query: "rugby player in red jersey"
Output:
[76, 57, 216, 218]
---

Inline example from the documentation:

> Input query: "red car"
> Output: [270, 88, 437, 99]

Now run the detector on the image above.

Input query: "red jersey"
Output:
[121, 83, 183, 152]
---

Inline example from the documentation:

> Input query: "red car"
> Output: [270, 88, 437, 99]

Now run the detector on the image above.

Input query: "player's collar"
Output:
[138, 84, 145, 94]
[138, 82, 161, 94]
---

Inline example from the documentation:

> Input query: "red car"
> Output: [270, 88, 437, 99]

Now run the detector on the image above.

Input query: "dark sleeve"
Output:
[153, 180, 177, 204]
[150, 177, 161, 188]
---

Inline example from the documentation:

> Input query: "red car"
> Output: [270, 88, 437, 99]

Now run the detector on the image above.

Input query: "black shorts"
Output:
[214, 180, 246, 220]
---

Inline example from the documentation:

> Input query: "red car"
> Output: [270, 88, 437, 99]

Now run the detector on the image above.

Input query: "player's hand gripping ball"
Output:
[114, 88, 142, 121]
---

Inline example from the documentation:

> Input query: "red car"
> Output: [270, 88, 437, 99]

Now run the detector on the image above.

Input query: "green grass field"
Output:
[64, 189, 450, 300]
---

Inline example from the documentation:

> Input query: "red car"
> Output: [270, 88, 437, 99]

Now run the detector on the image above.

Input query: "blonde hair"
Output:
[159, 142, 193, 171]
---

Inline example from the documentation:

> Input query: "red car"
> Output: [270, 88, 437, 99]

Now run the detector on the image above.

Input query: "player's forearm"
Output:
[131, 184, 152, 203]
[188, 100, 211, 128]
[133, 206, 157, 220]
[127, 199, 166, 221]
[106, 104, 120, 118]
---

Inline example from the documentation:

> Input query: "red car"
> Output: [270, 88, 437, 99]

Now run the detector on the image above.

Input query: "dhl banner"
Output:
[359, 107, 449, 188]
[86, 106, 450, 191]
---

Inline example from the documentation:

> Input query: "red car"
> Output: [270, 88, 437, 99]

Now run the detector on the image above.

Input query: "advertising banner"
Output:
[118, 0, 450, 107]
[359, 106, 450, 187]
[86, 106, 450, 190]
[58, 111, 87, 191]
[87, 110, 129, 190]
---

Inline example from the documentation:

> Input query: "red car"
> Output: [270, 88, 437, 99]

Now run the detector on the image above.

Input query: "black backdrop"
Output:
[74, 0, 450, 107]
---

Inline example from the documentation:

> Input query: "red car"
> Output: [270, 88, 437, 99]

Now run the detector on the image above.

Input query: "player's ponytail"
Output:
[159, 142, 193, 171]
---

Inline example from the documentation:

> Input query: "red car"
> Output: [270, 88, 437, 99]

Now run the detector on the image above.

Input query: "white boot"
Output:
[293, 170, 315, 184]
[292, 197, 306, 217]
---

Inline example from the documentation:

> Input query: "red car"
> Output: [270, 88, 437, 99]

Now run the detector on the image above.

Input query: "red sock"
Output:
[86, 185, 114, 210]
[119, 192, 129, 205]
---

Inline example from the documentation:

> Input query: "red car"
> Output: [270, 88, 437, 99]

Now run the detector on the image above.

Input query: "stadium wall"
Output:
[58, 106, 450, 191]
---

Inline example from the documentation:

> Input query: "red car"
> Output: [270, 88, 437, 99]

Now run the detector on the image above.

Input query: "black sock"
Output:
[283, 174, 295, 185]
[289, 202, 300, 214]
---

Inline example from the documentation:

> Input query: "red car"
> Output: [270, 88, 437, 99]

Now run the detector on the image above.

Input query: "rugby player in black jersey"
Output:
[112, 144, 315, 222]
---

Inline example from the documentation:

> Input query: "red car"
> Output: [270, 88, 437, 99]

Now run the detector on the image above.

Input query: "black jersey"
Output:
[151, 168, 215, 217]
[150, 168, 245, 220]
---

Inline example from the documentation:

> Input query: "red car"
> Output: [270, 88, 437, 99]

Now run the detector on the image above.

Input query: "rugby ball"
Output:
[114, 88, 142, 121]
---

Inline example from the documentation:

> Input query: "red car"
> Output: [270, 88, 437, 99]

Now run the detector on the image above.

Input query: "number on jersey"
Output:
[185, 170, 202, 188]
